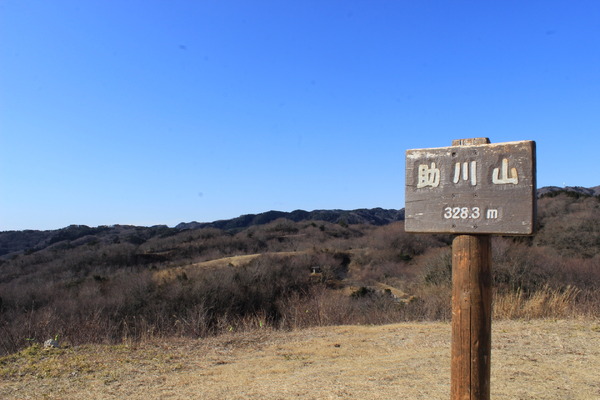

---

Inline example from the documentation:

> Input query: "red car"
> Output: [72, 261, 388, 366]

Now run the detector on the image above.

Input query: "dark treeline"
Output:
[1, 190, 599, 355]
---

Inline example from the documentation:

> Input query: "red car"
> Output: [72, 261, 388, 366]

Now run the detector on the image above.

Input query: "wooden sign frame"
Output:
[405, 139, 536, 235]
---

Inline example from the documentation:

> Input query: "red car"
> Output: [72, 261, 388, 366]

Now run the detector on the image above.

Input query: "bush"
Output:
[422, 248, 452, 286]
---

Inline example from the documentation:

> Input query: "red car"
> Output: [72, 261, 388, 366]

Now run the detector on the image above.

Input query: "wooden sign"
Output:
[405, 139, 536, 235]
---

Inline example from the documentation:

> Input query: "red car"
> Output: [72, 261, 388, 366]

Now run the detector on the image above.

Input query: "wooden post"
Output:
[450, 137, 493, 400]
[451, 235, 492, 400]
[406, 137, 535, 400]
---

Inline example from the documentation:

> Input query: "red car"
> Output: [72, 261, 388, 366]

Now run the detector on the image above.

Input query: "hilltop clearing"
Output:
[1, 320, 598, 399]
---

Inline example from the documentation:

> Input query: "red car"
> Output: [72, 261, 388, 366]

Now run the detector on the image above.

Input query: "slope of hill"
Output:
[0, 208, 404, 259]
[537, 185, 600, 197]
[0, 224, 176, 259]
[2, 184, 597, 259]
[0, 185, 599, 357]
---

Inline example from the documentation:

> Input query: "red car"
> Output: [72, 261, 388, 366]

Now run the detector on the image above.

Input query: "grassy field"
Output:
[2, 319, 599, 399]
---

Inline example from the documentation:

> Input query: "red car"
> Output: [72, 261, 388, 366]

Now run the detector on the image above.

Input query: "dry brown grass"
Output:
[2, 319, 599, 399]
[151, 254, 270, 284]
[494, 285, 582, 319]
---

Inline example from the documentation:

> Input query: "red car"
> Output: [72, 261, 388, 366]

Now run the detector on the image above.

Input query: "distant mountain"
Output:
[175, 208, 405, 231]
[175, 185, 600, 231]
[0, 224, 175, 260]
[537, 185, 600, 197]
[0, 209, 405, 259]
[2, 185, 598, 259]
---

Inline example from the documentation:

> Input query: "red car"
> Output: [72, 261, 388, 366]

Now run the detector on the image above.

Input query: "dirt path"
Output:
[185, 251, 303, 269]
[2, 319, 599, 399]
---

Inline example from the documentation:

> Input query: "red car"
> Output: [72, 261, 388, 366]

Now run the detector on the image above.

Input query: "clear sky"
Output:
[1, 1, 599, 231]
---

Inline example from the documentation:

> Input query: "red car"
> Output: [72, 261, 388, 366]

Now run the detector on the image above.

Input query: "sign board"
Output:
[405, 139, 536, 235]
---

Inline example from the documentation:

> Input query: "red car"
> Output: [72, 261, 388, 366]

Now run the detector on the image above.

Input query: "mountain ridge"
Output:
[1, 185, 597, 259]
[175, 207, 405, 231]
[537, 185, 600, 197]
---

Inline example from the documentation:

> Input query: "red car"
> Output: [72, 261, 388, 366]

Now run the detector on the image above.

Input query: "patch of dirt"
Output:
[1, 320, 599, 399]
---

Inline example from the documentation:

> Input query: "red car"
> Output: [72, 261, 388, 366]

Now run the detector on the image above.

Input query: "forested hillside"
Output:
[0, 188, 599, 355]
[0, 208, 405, 259]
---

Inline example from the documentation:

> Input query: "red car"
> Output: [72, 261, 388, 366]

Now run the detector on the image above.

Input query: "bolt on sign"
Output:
[405, 139, 536, 235]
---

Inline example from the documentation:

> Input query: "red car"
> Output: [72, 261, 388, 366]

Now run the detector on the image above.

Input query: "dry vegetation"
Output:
[1, 320, 599, 399]
[0, 191, 599, 359]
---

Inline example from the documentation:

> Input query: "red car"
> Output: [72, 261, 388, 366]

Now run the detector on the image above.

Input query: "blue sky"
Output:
[1, 1, 599, 231]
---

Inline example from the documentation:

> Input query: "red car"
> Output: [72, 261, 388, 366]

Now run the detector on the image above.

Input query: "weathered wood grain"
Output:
[405, 140, 536, 235]
[451, 235, 492, 400]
